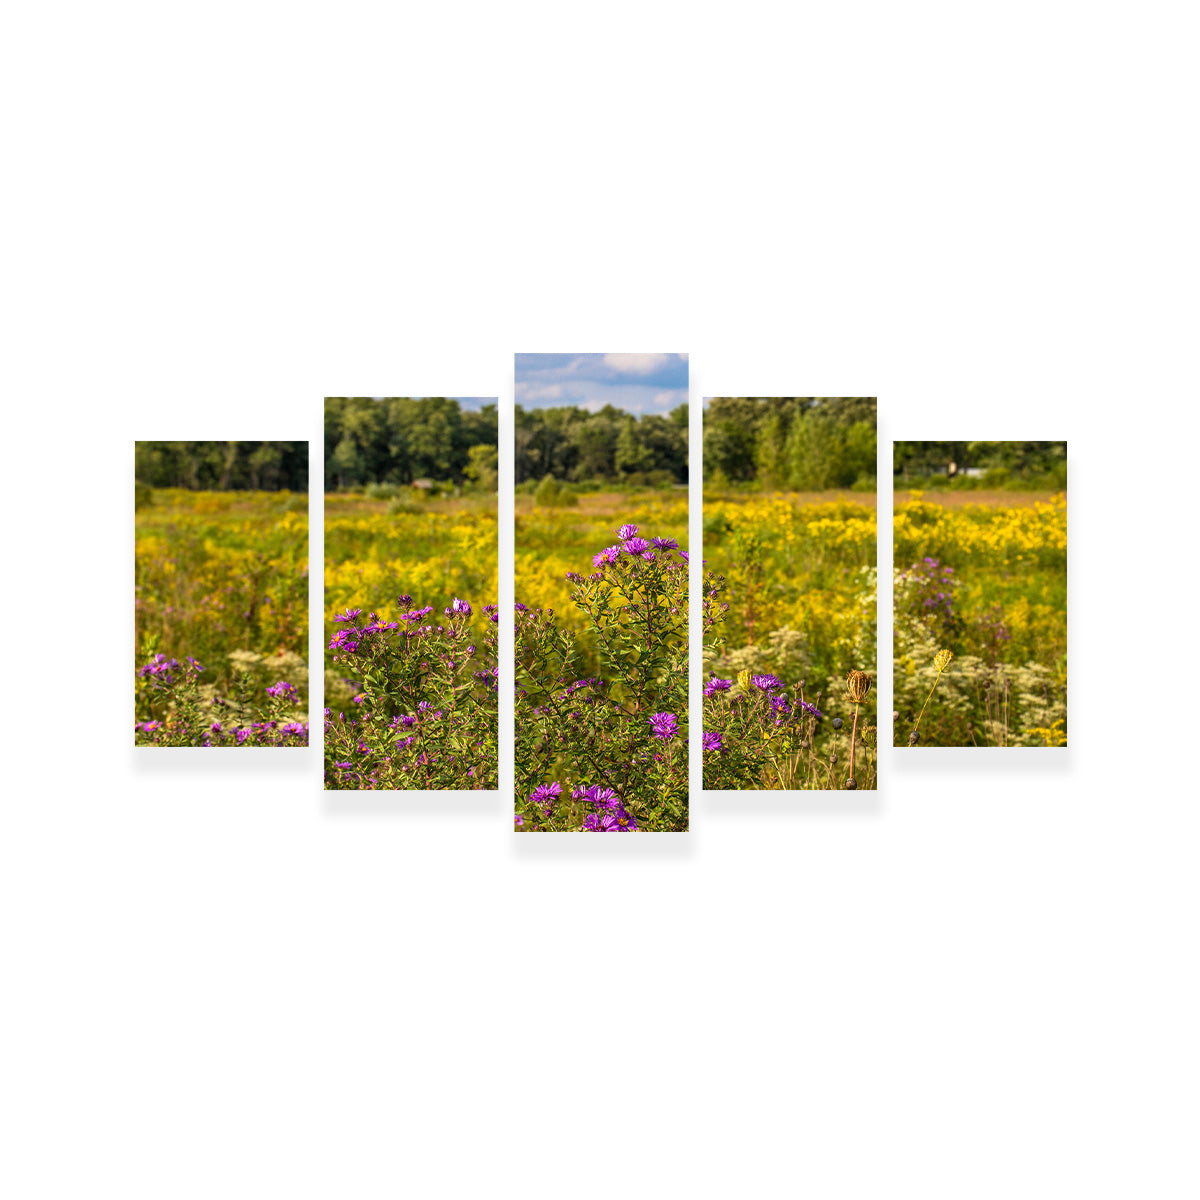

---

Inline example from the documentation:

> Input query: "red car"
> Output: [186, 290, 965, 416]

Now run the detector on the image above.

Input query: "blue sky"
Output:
[515, 353, 688, 415]
[368, 397, 495, 411]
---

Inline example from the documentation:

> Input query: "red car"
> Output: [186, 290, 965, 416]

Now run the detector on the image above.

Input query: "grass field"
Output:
[324, 492, 498, 706]
[893, 490, 1067, 746]
[702, 489, 878, 790]
[135, 489, 309, 700]
[703, 490, 877, 699]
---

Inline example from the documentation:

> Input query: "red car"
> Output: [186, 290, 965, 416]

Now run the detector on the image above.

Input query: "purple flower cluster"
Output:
[704, 677, 732, 697]
[587, 524, 689, 573]
[751, 674, 784, 692]
[574, 784, 638, 832]
[649, 712, 678, 739]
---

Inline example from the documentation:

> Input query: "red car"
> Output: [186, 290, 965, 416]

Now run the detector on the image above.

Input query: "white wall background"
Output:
[3, 4, 1197, 1197]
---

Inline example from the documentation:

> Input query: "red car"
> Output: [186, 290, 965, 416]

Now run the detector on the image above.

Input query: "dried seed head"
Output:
[908, 730, 920, 746]
[845, 778, 858, 790]
[934, 649, 954, 672]
[846, 670, 872, 703]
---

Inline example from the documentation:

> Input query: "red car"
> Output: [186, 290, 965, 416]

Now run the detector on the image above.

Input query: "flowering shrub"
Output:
[702, 571, 877, 789]
[134, 648, 308, 746]
[324, 494, 497, 711]
[324, 595, 498, 789]
[515, 525, 687, 831]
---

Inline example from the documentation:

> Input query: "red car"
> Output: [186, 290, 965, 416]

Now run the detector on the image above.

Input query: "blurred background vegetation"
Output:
[515, 403, 687, 489]
[324, 397, 497, 492]
[894, 440, 1067, 491]
[703, 397, 877, 490]
[135, 441, 308, 493]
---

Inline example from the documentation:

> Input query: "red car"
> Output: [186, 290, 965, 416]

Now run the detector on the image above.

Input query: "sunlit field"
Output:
[702, 490, 878, 790]
[134, 488, 309, 743]
[515, 489, 688, 615]
[893, 490, 1067, 746]
[515, 489, 688, 676]
[324, 492, 498, 709]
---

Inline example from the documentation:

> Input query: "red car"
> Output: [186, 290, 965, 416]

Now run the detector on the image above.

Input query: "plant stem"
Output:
[849, 701, 860, 783]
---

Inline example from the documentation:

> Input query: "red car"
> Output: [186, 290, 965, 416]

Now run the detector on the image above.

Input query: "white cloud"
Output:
[516, 382, 566, 403]
[602, 353, 672, 375]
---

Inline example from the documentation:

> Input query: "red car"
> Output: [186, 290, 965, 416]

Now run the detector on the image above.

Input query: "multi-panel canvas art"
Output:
[892, 441, 1067, 747]
[514, 354, 689, 831]
[134, 441, 310, 747]
[132, 409, 1067, 805]
[702, 399, 879, 790]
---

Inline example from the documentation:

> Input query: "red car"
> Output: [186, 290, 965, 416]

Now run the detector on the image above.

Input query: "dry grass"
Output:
[893, 489, 1063, 508]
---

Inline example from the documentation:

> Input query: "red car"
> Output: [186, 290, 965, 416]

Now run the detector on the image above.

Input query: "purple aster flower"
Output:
[704, 677, 732, 697]
[751, 674, 784, 691]
[679, 550, 689, 563]
[617, 524, 639, 539]
[651, 536, 678, 551]
[582, 812, 620, 832]
[363, 618, 399, 633]
[266, 681, 298, 701]
[798, 699, 824, 719]
[530, 782, 562, 812]
[649, 712, 678, 739]
[333, 607, 362, 623]
[592, 544, 622, 568]
[623, 536, 652, 555]
[514, 814, 524, 828]
[702, 730, 723, 753]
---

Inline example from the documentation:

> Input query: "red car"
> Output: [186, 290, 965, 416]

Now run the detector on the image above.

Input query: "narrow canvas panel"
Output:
[892, 441, 1067, 748]
[702, 399, 879, 791]
[134, 441, 310, 747]
[513, 353, 689, 832]
[323, 398, 499, 789]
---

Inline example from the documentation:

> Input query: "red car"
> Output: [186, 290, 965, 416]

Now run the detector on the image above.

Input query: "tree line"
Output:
[703, 397, 877, 488]
[325, 397, 498, 490]
[135, 441, 308, 491]
[894, 441, 1067, 480]
[514, 404, 688, 485]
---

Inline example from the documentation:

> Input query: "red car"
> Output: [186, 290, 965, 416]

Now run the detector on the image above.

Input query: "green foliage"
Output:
[135, 480, 154, 510]
[533, 474, 579, 508]
[324, 397, 497, 490]
[365, 482, 400, 500]
[135, 441, 308, 491]
[463, 443, 499, 492]
[703, 398, 877, 488]
[386, 497, 425, 515]
[894, 441, 1067, 490]
[515, 404, 688, 485]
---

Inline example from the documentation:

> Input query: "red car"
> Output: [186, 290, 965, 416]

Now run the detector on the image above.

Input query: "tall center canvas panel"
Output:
[514, 354, 689, 832]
